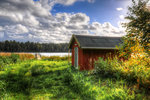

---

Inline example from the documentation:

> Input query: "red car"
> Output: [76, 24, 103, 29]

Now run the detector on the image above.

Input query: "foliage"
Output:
[42, 56, 71, 61]
[114, 0, 150, 92]
[65, 67, 145, 100]
[0, 60, 146, 100]
[0, 53, 35, 69]
[0, 60, 71, 99]
[0, 40, 69, 52]
[0, 52, 35, 60]
[124, 0, 150, 51]
[118, 37, 149, 59]
[0, 60, 98, 99]
[18, 53, 35, 61]
[0, 54, 20, 68]
[95, 55, 150, 89]
[0, 52, 12, 56]
[64, 68, 98, 100]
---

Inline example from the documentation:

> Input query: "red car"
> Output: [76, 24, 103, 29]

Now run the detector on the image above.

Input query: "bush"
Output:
[95, 57, 110, 74]
[41, 56, 71, 61]
[0, 54, 20, 68]
[95, 56, 150, 89]
[10, 54, 20, 63]
[0, 53, 35, 69]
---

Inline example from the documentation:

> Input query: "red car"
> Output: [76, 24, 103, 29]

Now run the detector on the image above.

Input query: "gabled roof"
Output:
[69, 34, 122, 49]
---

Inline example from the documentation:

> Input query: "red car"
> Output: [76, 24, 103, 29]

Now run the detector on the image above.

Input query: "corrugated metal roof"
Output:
[69, 34, 123, 49]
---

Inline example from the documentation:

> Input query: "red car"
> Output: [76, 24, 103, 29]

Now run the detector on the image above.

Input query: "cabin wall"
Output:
[82, 49, 118, 70]
[71, 41, 83, 70]
[71, 40, 119, 70]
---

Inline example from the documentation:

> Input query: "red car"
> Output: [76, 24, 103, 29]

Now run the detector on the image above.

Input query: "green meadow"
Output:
[0, 54, 149, 100]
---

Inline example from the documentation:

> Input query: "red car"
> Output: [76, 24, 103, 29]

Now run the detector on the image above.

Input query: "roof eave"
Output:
[68, 34, 81, 49]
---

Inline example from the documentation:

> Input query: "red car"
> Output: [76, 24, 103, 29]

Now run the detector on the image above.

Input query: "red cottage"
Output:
[68, 34, 122, 70]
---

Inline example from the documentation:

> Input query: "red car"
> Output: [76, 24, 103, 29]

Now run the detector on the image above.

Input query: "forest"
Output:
[0, 40, 69, 52]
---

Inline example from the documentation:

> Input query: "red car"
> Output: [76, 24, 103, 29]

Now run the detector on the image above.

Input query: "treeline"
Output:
[0, 40, 69, 52]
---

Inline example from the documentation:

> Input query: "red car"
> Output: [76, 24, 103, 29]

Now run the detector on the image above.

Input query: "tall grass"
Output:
[41, 55, 71, 61]
[64, 67, 147, 100]
[0, 52, 12, 56]
[0, 54, 20, 68]
[0, 60, 70, 99]
[0, 59, 149, 99]
[95, 56, 150, 90]
[0, 52, 35, 60]
[0, 53, 35, 69]
[18, 53, 35, 60]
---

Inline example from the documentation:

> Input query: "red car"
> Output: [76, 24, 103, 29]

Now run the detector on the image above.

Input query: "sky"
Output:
[0, 0, 137, 43]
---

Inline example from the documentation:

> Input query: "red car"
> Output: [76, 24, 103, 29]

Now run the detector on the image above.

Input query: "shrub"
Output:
[41, 56, 71, 61]
[95, 56, 150, 89]
[0, 54, 20, 68]
[95, 57, 110, 74]
[0, 53, 35, 69]
[0, 53, 35, 61]
[10, 54, 20, 63]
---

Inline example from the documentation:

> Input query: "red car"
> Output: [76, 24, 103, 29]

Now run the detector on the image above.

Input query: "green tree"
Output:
[0, 40, 69, 52]
[124, 0, 150, 52]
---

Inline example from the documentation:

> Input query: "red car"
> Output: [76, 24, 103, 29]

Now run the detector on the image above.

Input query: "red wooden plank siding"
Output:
[71, 39, 119, 70]
[81, 49, 118, 70]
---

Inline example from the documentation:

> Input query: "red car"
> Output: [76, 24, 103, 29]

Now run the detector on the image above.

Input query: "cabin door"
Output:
[74, 47, 78, 68]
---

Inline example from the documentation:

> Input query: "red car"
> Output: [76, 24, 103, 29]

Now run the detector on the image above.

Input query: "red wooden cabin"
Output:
[69, 34, 122, 70]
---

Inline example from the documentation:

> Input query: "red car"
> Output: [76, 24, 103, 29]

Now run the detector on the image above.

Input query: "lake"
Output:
[28, 52, 71, 57]
[0, 52, 71, 57]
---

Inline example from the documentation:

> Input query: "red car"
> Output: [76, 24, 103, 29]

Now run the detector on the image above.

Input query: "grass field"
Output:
[0, 58, 149, 100]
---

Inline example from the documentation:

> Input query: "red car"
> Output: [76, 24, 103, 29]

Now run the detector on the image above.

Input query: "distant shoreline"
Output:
[0, 52, 71, 57]
[0, 52, 68, 53]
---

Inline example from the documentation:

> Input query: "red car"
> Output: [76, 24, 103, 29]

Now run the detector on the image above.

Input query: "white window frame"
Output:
[74, 47, 78, 68]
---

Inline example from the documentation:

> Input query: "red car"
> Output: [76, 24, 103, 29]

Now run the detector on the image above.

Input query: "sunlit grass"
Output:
[0, 59, 149, 100]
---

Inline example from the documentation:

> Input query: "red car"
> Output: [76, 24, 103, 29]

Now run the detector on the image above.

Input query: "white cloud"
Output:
[116, 8, 123, 11]
[39, 0, 79, 11]
[0, 26, 3, 31]
[15, 24, 29, 33]
[0, 32, 4, 39]
[57, 0, 78, 5]
[148, 1, 150, 5]
[90, 22, 125, 36]
[118, 21, 126, 31]
[0, 0, 50, 27]
[23, 14, 40, 26]
[88, 0, 95, 3]
[146, 1, 150, 10]
[0, 0, 126, 43]
[119, 15, 125, 20]
[69, 13, 90, 25]
[0, 0, 49, 17]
